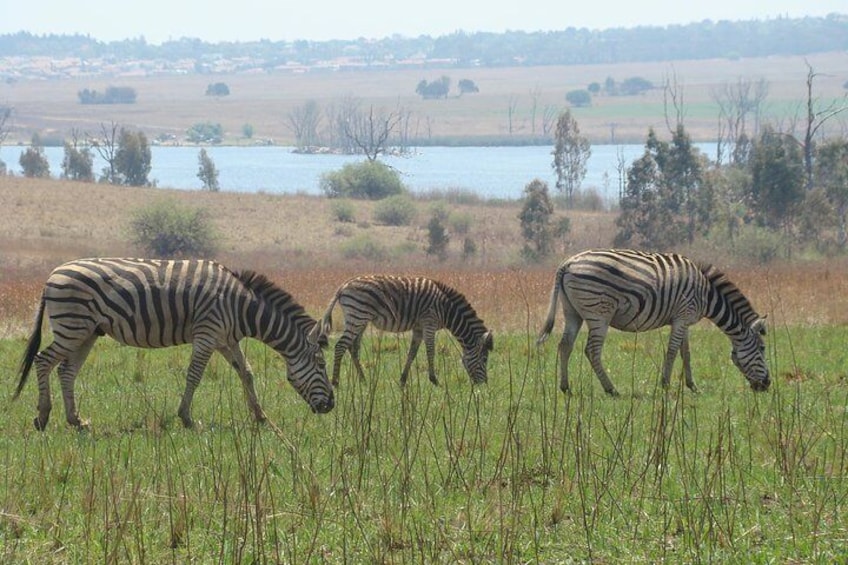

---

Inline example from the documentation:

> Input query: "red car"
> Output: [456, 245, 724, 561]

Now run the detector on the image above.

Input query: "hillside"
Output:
[1, 175, 847, 339]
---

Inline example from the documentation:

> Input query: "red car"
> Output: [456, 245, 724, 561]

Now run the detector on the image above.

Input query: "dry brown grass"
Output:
[2, 52, 846, 145]
[2, 175, 848, 338]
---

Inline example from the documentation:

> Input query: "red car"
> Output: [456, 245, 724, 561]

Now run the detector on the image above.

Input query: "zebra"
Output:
[318, 275, 494, 386]
[537, 249, 770, 395]
[14, 258, 334, 430]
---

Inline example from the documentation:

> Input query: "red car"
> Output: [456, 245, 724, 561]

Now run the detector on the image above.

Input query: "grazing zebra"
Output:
[537, 249, 770, 395]
[319, 275, 493, 386]
[14, 258, 334, 430]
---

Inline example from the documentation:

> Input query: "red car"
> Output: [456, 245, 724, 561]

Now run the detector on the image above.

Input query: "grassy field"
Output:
[0, 323, 846, 562]
[2, 52, 847, 145]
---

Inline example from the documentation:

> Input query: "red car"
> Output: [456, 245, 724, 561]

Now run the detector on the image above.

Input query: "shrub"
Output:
[340, 234, 388, 261]
[331, 199, 357, 223]
[130, 200, 218, 258]
[321, 160, 406, 200]
[426, 213, 449, 260]
[448, 211, 473, 234]
[373, 195, 417, 226]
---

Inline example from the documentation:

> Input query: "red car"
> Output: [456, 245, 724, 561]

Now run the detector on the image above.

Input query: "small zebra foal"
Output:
[14, 258, 334, 430]
[538, 249, 770, 395]
[319, 275, 493, 386]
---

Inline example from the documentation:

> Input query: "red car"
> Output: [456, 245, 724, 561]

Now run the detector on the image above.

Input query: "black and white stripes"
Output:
[15, 258, 334, 430]
[319, 275, 493, 386]
[537, 249, 770, 395]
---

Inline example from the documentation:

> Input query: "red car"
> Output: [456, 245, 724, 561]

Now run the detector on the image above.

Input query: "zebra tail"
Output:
[14, 296, 45, 400]
[318, 294, 339, 336]
[537, 273, 561, 345]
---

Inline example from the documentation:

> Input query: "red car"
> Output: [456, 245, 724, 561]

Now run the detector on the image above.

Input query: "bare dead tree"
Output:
[542, 105, 559, 137]
[341, 104, 403, 162]
[88, 121, 120, 184]
[710, 77, 769, 166]
[801, 61, 848, 189]
[529, 86, 542, 136]
[662, 69, 686, 133]
[0, 105, 11, 146]
[507, 95, 519, 135]
[287, 99, 322, 150]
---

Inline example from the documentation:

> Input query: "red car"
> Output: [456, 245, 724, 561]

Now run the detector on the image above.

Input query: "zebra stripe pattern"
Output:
[537, 249, 770, 395]
[14, 258, 334, 430]
[319, 275, 494, 386]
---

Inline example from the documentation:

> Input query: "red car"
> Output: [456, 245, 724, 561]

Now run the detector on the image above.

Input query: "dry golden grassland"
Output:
[1, 175, 847, 340]
[3, 52, 847, 145]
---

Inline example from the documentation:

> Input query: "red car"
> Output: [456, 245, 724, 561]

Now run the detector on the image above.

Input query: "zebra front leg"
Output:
[220, 345, 267, 424]
[584, 322, 619, 396]
[423, 327, 438, 386]
[678, 332, 698, 392]
[178, 343, 214, 428]
[400, 329, 424, 385]
[661, 325, 688, 390]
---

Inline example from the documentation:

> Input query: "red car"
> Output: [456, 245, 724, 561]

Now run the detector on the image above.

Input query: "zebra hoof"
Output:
[33, 416, 48, 431]
[605, 389, 620, 398]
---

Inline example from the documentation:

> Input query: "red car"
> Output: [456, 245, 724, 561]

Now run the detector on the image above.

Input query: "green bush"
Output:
[129, 200, 218, 258]
[373, 195, 417, 226]
[321, 160, 407, 200]
[340, 234, 388, 261]
[331, 199, 356, 223]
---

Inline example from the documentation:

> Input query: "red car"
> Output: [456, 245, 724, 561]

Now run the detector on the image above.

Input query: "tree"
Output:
[416, 76, 451, 99]
[186, 122, 223, 144]
[551, 110, 591, 207]
[615, 127, 712, 248]
[518, 178, 554, 260]
[457, 79, 479, 95]
[814, 138, 848, 248]
[565, 89, 591, 107]
[711, 77, 769, 166]
[78, 86, 137, 104]
[197, 148, 220, 191]
[0, 105, 11, 145]
[61, 130, 94, 182]
[90, 121, 120, 184]
[799, 62, 848, 190]
[426, 207, 450, 260]
[748, 125, 805, 234]
[115, 128, 152, 186]
[340, 104, 403, 162]
[205, 82, 230, 96]
[242, 123, 254, 139]
[19, 135, 50, 178]
[287, 99, 322, 149]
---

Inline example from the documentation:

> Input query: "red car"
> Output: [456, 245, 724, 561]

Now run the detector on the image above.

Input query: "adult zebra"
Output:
[319, 275, 494, 386]
[14, 258, 334, 430]
[537, 249, 770, 395]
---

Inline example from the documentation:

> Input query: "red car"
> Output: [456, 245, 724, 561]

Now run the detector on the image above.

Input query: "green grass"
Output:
[1, 325, 846, 562]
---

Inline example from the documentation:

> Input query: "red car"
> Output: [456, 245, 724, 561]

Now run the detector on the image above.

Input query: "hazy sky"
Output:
[1, 1, 845, 44]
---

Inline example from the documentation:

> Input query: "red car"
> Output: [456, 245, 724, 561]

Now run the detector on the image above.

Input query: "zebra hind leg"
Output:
[333, 325, 365, 386]
[557, 313, 583, 394]
[33, 347, 62, 431]
[583, 321, 619, 397]
[55, 335, 98, 429]
[678, 332, 698, 392]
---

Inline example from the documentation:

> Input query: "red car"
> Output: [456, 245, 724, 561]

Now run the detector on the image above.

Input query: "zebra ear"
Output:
[751, 316, 767, 336]
[483, 331, 494, 351]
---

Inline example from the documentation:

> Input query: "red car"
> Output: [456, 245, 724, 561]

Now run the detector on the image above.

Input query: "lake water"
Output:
[5, 143, 717, 201]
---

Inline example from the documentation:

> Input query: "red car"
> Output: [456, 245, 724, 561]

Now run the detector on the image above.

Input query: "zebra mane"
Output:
[235, 270, 310, 318]
[698, 263, 761, 325]
[432, 279, 486, 328]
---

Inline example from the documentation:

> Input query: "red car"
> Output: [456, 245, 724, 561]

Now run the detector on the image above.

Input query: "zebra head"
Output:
[730, 317, 770, 391]
[461, 330, 494, 384]
[286, 322, 334, 413]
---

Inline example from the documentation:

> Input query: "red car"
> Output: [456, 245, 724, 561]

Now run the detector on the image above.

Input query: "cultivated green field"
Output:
[1, 324, 845, 562]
